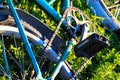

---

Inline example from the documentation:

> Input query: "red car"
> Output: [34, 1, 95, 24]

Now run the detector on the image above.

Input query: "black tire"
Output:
[0, 15, 74, 80]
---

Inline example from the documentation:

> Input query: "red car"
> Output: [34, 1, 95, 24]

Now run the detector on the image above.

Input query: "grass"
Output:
[1, 0, 120, 79]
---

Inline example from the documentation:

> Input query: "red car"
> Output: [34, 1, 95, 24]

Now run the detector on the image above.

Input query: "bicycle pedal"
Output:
[74, 33, 109, 58]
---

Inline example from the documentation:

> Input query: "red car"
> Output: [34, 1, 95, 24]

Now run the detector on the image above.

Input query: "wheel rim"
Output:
[0, 25, 45, 79]
[0, 25, 73, 79]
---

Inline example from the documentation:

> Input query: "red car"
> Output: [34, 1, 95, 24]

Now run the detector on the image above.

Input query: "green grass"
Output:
[103, 0, 120, 22]
[1, 0, 120, 79]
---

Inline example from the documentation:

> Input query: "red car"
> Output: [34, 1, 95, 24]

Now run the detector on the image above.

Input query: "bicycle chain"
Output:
[38, 7, 78, 64]
[43, 7, 93, 54]
[38, 7, 94, 79]
[70, 56, 93, 80]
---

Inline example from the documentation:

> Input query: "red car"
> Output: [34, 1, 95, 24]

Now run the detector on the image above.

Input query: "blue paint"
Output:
[3, 0, 76, 79]
[2, 37, 11, 79]
[35, 0, 69, 31]
[50, 40, 74, 80]
[36, 0, 61, 23]
[6, 0, 43, 79]
[62, 0, 70, 12]
[87, 0, 119, 32]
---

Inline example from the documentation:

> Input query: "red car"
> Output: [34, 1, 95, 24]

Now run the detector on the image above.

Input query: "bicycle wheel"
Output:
[0, 15, 74, 79]
[87, 0, 120, 32]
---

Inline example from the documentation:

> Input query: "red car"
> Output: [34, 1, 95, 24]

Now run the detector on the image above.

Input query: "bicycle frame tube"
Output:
[35, 0, 71, 30]
[2, 37, 11, 79]
[62, 0, 71, 12]
[50, 39, 76, 80]
[3, 0, 75, 79]
[36, 0, 61, 22]
[6, 0, 43, 79]
[36, 1, 75, 79]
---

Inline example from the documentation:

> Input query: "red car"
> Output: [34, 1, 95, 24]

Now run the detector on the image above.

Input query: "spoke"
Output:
[5, 48, 20, 66]
[1, 34, 11, 79]
[106, 0, 114, 6]
[13, 34, 21, 65]
[0, 64, 9, 77]
[108, 5, 119, 10]
[104, 0, 120, 19]
[26, 45, 40, 75]
[13, 34, 24, 78]
[10, 76, 18, 80]
[21, 42, 25, 75]
[45, 63, 53, 78]
[115, 7, 120, 18]
[0, 72, 4, 75]
[27, 64, 32, 74]
[0, 64, 6, 74]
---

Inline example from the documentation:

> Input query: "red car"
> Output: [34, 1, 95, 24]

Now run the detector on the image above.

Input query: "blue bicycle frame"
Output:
[1, 0, 76, 79]
[36, 0, 71, 30]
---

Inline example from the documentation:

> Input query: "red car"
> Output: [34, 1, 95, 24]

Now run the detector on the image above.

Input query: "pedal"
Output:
[74, 33, 109, 58]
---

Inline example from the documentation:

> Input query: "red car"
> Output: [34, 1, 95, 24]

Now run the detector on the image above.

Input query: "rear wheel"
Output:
[0, 25, 43, 79]
[0, 15, 73, 79]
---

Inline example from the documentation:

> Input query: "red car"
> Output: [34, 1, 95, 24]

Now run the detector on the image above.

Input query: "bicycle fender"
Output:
[0, 8, 66, 53]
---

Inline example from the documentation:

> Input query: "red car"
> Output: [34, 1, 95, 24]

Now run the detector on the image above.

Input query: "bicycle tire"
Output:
[0, 15, 74, 79]
[87, 0, 120, 32]
[0, 8, 66, 53]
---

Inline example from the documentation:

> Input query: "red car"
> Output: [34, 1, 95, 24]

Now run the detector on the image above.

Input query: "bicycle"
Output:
[87, 0, 120, 33]
[0, 0, 109, 80]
